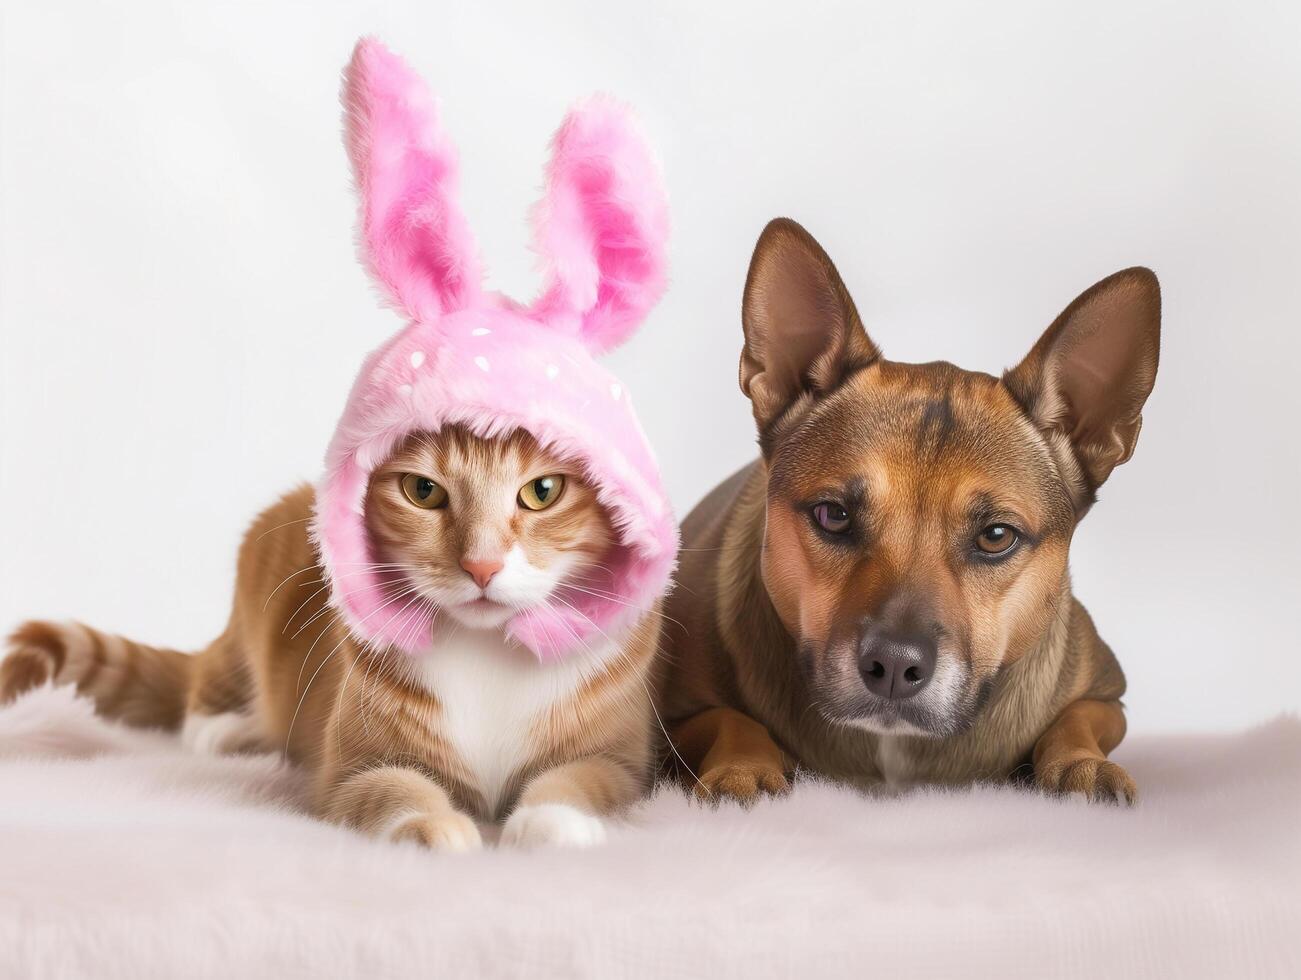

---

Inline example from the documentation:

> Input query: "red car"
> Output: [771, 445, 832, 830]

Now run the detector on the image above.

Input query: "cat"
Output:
[2, 425, 663, 850]
[2, 37, 680, 850]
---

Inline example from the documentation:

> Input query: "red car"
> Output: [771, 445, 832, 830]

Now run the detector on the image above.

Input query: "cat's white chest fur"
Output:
[411, 627, 613, 818]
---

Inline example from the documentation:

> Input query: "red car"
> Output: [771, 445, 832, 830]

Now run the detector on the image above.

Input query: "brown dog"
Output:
[660, 218, 1159, 805]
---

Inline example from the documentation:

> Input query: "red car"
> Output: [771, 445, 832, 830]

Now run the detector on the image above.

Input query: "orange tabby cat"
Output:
[2, 426, 662, 850]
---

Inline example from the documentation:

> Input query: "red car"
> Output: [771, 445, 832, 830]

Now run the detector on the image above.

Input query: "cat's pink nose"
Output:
[460, 557, 504, 590]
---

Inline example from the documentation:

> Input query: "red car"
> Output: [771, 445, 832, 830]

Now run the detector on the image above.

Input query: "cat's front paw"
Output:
[500, 803, 607, 849]
[385, 809, 483, 853]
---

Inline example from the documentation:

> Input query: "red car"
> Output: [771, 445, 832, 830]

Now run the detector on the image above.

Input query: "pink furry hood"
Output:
[313, 38, 677, 662]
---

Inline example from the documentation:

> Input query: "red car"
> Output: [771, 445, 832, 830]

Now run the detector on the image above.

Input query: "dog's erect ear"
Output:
[1004, 268, 1161, 498]
[740, 219, 879, 430]
[342, 38, 482, 322]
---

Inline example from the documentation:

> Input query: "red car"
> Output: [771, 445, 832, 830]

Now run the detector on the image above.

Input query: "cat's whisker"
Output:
[557, 582, 692, 637]
[293, 619, 335, 698]
[262, 564, 321, 611]
[360, 603, 426, 737]
[281, 564, 424, 635]
[548, 594, 708, 798]
[287, 578, 373, 638]
[283, 583, 333, 635]
[535, 607, 581, 668]
[357, 627, 404, 737]
[288, 573, 414, 639]
[372, 593, 437, 686]
[363, 596, 439, 734]
[285, 584, 431, 758]
[536, 608, 599, 736]
[254, 517, 315, 543]
[292, 578, 426, 696]
[563, 557, 616, 574]
[270, 561, 413, 614]
[335, 591, 428, 759]
[556, 583, 643, 609]
[328, 561, 419, 569]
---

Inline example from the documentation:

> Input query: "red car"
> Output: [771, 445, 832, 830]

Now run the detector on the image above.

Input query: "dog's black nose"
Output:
[858, 630, 937, 700]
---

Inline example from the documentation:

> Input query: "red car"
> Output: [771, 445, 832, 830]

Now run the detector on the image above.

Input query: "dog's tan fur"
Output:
[4, 427, 660, 849]
[661, 219, 1158, 805]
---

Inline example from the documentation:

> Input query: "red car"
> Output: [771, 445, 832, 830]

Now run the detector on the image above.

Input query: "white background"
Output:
[2, 1, 1297, 733]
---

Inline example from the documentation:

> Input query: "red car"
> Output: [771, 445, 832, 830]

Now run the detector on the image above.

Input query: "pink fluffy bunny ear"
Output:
[530, 98, 670, 354]
[342, 38, 482, 321]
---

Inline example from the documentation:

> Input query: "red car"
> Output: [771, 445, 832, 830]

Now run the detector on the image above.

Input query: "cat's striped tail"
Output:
[1, 620, 193, 729]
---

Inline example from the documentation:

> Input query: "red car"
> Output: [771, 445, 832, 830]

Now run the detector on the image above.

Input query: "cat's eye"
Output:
[518, 475, 565, 511]
[975, 524, 1019, 557]
[812, 502, 852, 534]
[400, 474, 448, 509]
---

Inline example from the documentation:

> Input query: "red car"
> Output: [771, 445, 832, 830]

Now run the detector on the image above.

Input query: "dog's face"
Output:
[741, 220, 1160, 737]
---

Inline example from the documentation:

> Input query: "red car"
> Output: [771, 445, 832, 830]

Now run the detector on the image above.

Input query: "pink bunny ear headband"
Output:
[312, 38, 677, 662]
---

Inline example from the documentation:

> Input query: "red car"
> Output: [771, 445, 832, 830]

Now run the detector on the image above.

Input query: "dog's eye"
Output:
[400, 474, 448, 509]
[975, 524, 1019, 556]
[813, 502, 852, 534]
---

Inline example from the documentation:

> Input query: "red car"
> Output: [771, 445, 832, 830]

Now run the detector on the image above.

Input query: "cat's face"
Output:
[364, 427, 613, 632]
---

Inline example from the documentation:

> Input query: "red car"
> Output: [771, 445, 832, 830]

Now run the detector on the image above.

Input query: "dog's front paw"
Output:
[385, 809, 483, 853]
[694, 761, 790, 805]
[1037, 755, 1137, 805]
[501, 803, 607, 849]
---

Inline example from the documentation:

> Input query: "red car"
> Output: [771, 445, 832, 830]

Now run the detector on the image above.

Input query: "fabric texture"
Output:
[1, 685, 1297, 979]
[315, 39, 676, 661]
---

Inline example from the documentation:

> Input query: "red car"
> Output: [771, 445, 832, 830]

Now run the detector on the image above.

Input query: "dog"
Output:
[660, 218, 1159, 804]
